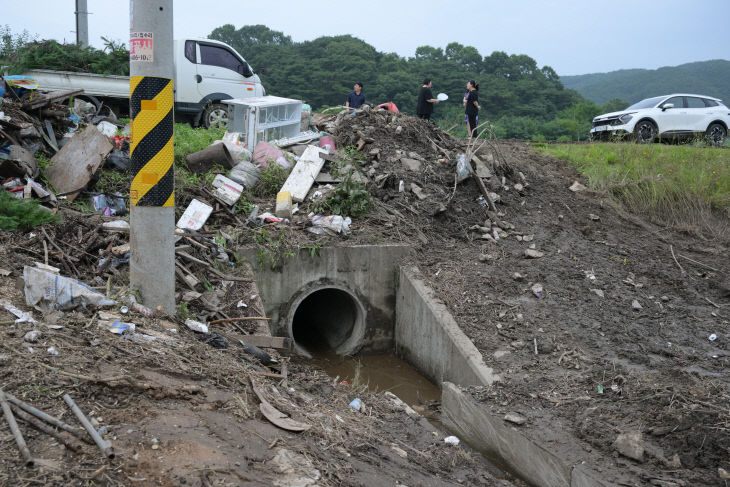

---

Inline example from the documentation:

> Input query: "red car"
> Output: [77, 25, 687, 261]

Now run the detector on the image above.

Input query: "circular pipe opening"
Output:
[290, 287, 364, 356]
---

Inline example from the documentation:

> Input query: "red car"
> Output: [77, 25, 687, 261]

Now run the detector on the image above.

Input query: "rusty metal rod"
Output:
[11, 405, 83, 453]
[0, 390, 34, 467]
[2, 391, 91, 444]
[63, 394, 114, 459]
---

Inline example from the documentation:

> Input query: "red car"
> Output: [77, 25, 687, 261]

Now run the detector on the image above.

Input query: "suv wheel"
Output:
[203, 103, 228, 129]
[634, 120, 657, 143]
[705, 123, 727, 146]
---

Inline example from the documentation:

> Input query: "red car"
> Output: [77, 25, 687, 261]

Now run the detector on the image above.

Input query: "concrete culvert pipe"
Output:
[290, 286, 365, 356]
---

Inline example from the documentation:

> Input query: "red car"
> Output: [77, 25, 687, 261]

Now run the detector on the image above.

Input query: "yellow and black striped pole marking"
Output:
[129, 76, 174, 207]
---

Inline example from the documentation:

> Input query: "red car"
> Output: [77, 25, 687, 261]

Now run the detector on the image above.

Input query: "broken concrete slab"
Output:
[279, 145, 326, 203]
[613, 432, 644, 462]
[275, 191, 293, 219]
[45, 125, 113, 202]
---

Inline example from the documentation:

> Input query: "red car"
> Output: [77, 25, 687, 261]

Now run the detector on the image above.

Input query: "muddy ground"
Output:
[415, 142, 730, 487]
[1, 107, 728, 486]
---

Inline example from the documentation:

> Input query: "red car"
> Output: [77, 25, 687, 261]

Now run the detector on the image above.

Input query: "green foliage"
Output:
[301, 243, 322, 258]
[0, 191, 59, 230]
[561, 60, 730, 105]
[207, 25, 583, 128]
[314, 147, 372, 218]
[253, 227, 295, 270]
[252, 164, 290, 198]
[537, 143, 730, 233]
[176, 302, 190, 321]
[1, 26, 128, 75]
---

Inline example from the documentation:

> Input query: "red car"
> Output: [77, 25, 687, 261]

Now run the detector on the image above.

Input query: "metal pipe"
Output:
[62, 394, 114, 459]
[2, 391, 90, 443]
[11, 405, 83, 453]
[0, 390, 34, 467]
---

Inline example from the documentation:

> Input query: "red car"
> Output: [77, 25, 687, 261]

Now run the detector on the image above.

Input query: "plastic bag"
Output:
[456, 154, 470, 183]
[228, 161, 261, 189]
[311, 215, 352, 235]
[96, 121, 117, 137]
[23, 266, 116, 312]
[252, 141, 290, 169]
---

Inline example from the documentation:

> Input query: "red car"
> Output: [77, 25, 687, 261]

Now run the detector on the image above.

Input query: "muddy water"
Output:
[309, 350, 441, 406]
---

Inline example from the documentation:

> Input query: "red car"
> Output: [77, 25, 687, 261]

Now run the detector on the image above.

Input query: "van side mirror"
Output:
[237, 64, 254, 78]
[661, 103, 674, 111]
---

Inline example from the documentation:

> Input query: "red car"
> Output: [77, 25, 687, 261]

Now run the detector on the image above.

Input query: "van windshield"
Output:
[627, 96, 665, 110]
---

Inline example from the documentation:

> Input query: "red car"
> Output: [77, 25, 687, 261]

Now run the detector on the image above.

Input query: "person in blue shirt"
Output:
[345, 82, 365, 110]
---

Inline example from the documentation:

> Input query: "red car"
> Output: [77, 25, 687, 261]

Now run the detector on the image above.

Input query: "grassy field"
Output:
[536, 142, 730, 237]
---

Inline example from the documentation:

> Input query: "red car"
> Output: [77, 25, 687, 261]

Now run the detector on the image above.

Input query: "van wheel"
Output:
[633, 120, 656, 143]
[203, 103, 228, 129]
[705, 123, 727, 146]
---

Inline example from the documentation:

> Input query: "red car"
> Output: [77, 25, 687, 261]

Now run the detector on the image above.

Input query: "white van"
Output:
[25, 38, 265, 128]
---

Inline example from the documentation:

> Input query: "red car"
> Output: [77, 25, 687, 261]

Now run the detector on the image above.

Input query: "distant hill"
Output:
[561, 60, 730, 105]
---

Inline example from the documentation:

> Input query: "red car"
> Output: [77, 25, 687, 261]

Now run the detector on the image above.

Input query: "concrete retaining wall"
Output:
[243, 244, 411, 354]
[395, 266, 499, 387]
[442, 383, 607, 487]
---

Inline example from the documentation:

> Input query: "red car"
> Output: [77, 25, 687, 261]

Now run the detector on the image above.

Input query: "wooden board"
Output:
[250, 378, 311, 432]
[279, 145, 326, 203]
[23, 89, 84, 110]
[45, 126, 113, 201]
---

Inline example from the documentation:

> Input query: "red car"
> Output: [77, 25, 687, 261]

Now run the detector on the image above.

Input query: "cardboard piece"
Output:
[45, 126, 113, 201]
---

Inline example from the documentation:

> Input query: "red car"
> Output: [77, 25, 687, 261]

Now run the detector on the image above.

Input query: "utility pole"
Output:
[129, 0, 175, 313]
[75, 0, 89, 48]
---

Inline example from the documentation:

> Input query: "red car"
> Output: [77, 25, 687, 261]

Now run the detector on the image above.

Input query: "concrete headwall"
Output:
[243, 244, 411, 354]
[395, 266, 499, 387]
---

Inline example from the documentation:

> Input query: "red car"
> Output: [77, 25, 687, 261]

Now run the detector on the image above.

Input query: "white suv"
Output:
[590, 94, 729, 145]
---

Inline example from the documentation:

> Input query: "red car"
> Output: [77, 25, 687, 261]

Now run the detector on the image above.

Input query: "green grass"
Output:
[536, 142, 730, 237]
[173, 123, 226, 167]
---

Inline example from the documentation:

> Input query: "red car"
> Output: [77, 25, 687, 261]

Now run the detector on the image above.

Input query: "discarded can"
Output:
[349, 398, 362, 412]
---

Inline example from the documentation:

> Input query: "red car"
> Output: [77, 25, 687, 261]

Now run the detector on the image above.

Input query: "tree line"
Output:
[1, 24, 627, 140]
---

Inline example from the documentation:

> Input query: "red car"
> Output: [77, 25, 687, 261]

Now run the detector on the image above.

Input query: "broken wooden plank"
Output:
[45, 125, 113, 202]
[279, 145, 326, 203]
[241, 335, 292, 350]
[23, 89, 84, 110]
[315, 172, 342, 184]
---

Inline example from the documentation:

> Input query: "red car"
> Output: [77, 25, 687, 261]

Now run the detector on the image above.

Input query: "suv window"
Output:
[200, 44, 243, 73]
[663, 96, 684, 109]
[687, 97, 705, 108]
[184, 40, 196, 63]
[703, 98, 719, 107]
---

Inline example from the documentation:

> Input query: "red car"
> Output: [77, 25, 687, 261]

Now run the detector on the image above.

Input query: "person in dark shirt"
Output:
[416, 78, 440, 120]
[346, 82, 365, 110]
[465, 79, 481, 137]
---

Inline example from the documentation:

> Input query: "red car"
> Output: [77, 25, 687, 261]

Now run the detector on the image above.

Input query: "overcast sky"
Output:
[5, 0, 729, 75]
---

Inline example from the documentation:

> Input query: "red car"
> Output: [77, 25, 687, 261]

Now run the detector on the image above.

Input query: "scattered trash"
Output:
[0, 299, 37, 324]
[444, 436, 460, 445]
[228, 161, 261, 188]
[184, 318, 208, 334]
[176, 199, 213, 231]
[708, 333, 718, 341]
[91, 194, 126, 216]
[591, 289, 605, 298]
[186, 141, 235, 174]
[106, 321, 135, 335]
[236, 300, 248, 308]
[280, 145, 326, 202]
[455, 154, 470, 183]
[275, 191, 293, 219]
[96, 121, 117, 137]
[23, 330, 41, 343]
[531, 283, 544, 298]
[252, 140, 289, 169]
[348, 398, 362, 412]
[199, 332, 228, 349]
[211, 174, 243, 206]
[588, 214, 600, 221]
[311, 215, 351, 235]
[631, 300, 642, 310]
[241, 343, 276, 365]
[23, 266, 116, 312]
[101, 220, 130, 233]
